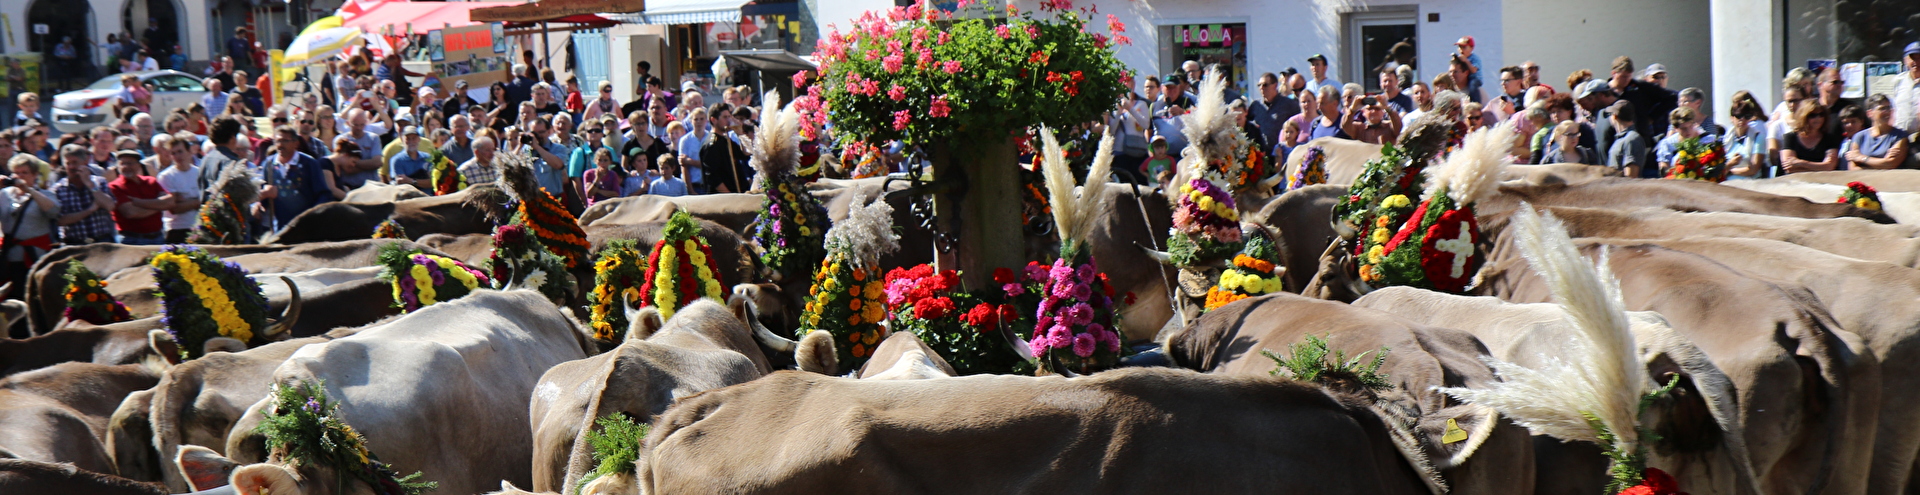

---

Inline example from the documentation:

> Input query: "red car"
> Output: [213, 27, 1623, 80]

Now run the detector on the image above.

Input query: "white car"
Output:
[50, 70, 207, 134]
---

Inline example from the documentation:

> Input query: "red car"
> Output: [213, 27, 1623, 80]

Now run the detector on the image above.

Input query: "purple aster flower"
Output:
[304, 397, 321, 413]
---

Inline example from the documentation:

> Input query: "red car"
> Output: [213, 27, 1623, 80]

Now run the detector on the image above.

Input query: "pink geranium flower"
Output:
[942, 60, 963, 74]
[888, 85, 907, 101]
[892, 110, 912, 130]
[929, 97, 952, 118]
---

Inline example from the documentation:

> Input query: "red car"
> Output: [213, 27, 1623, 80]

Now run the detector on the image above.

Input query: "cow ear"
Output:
[230, 463, 303, 495]
[148, 330, 183, 366]
[626, 305, 663, 342]
[174, 445, 239, 492]
[204, 337, 248, 355]
[795, 330, 838, 375]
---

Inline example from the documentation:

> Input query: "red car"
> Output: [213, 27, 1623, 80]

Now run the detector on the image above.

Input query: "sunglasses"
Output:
[586, 129, 604, 134]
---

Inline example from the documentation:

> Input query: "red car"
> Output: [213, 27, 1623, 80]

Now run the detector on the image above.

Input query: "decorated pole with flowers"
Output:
[809, 0, 1130, 287]
[1026, 127, 1124, 373]
[745, 92, 830, 284]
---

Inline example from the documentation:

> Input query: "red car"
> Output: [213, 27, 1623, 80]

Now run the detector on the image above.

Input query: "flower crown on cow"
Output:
[425, 147, 465, 196]
[588, 240, 648, 342]
[378, 243, 491, 313]
[191, 165, 260, 245]
[498, 149, 592, 269]
[1287, 145, 1328, 191]
[747, 92, 832, 282]
[1355, 124, 1514, 293]
[1205, 227, 1284, 310]
[371, 219, 408, 239]
[255, 379, 437, 495]
[1664, 137, 1726, 183]
[1165, 70, 1248, 266]
[636, 210, 727, 322]
[1840, 181, 1881, 211]
[798, 191, 898, 369]
[151, 246, 271, 359]
[486, 223, 574, 305]
[64, 262, 132, 325]
[1030, 127, 1124, 374]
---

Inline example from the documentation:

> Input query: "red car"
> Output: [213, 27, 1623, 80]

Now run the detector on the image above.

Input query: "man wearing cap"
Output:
[1152, 73, 1196, 152]
[107, 149, 172, 245]
[388, 126, 433, 187]
[1304, 54, 1341, 95]
[1452, 37, 1483, 101]
[442, 80, 476, 118]
[1607, 56, 1677, 137]
[1642, 63, 1671, 89]
[1577, 80, 1624, 160]
[53, 144, 118, 245]
[1894, 42, 1920, 133]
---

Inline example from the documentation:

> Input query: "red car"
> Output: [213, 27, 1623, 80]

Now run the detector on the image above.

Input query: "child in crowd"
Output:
[648, 154, 688, 197]
[581, 148, 622, 204]
[1143, 135, 1176, 184]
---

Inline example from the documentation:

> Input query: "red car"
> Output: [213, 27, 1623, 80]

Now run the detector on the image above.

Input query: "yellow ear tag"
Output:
[1442, 418, 1469, 444]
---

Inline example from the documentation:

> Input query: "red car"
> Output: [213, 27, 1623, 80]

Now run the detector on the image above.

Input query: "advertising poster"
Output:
[1866, 62, 1903, 99]
[428, 25, 509, 97]
[1, 52, 43, 98]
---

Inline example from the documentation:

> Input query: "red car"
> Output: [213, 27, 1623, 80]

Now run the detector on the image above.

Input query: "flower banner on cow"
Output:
[255, 379, 437, 495]
[64, 263, 132, 325]
[150, 246, 270, 359]
[378, 243, 490, 313]
[1205, 228, 1284, 310]
[798, 192, 898, 369]
[371, 219, 407, 239]
[636, 211, 726, 322]
[486, 223, 573, 305]
[1357, 125, 1513, 293]
[191, 166, 261, 245]
[588, 239, 649, 342]
[1664, 138, 1726, 182]
[1288, 146, 1328, 191]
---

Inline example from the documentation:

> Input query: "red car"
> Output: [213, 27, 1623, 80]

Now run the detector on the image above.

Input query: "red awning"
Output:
[342, 1, 512, 34]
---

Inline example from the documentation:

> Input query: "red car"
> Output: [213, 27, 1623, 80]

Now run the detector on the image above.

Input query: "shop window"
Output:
[1159, 23, 1248, 96]
[1343, 8, 1418, 93]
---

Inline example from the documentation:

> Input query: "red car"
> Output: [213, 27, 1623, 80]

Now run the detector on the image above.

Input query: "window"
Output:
[1158, 23, 1249, 95]
[1344, 8, 1418, 93]
[151, 74, 203, 92]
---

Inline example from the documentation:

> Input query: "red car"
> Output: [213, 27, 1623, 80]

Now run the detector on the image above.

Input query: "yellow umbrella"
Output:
[303, 16, 344, 36]
[281, 26, 363, 69]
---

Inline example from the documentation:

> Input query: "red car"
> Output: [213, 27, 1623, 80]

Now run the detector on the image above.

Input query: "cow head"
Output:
[728, 293, 837, 375]
[732, 283, 800, 339]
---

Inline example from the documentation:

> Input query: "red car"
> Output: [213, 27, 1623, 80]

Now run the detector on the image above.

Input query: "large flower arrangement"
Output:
[254, 380, 436, 495]
[1166, 178, 1243, 266]
[748, 176, 829, 281]
[190, 166, 260, 245]
[514, 190, 592, 269]
[587, 240, 649, 342]
[1354, 126, 1514, 293]
[1031, 257, 1124, 372]
[427, 149, 464, 195]
[1335, 143, 1425, 235]
[809, 0, 1130, 147]
[377, 243, 490, 313]
[1839, 181, 1882, 210]
[64, 263, 132, 324]
[150, 246, 269, 359]
[1205, 228, 1284, 310]
[635, 211, 726, 321]
[486, 223, 574, 304]
[883, 264, 1034, 375]
[371, 219, 407, 239]
[1664, 138, 1726, 182]
[1287, 146, 1328, 190]
[797, 193, 898, 369]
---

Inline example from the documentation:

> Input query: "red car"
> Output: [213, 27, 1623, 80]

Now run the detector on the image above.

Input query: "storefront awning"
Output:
[470, 0, 645, 24]
[343, 1, 513, 33]
[720, 49, 815, 72]
[601, 0, 752, 25]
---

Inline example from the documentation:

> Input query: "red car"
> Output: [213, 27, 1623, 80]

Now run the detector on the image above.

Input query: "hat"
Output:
[1307, 54, 1328, 64]
[456, 79, 471, 88]
[1575, 80, 1615, 99]
[1280, 67, 1299, 77]
[1455, 36, 1475, 48]
[1905, 42, 1920, 57]
[1163, 72, 1188, 86]
[681, 80, 698, 92]
[60, 144, 87, 156]
[114, 149, 142, 159]
[402, 126, 421, 137]
[1643, 63, 1668, 76]
[395, 113, 414, 123]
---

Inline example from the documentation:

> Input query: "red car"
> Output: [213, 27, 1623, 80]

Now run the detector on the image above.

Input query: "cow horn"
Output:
[731, 293, 798, 353]
[1135, 242, 1175, 265]
[1259, 173, 1285, 191]
[261, 276, 302, 339]
[995, 322, 1037, 365]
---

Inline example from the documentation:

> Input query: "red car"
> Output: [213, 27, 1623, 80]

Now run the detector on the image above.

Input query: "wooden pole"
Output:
[932, 137, 1023, 289]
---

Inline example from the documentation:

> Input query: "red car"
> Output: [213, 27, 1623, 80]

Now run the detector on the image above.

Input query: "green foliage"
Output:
[1262, 334, 1391, 390]
[812, 2, 1131, 146]
[1589, 374, 1684, 493]
[254, 380, 436, 495]
[575, 414, 649, 494]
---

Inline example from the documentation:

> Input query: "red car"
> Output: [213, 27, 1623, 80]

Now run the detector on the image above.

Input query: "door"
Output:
[1344, 9, 1418, 93]
[571, 29, 610, 98]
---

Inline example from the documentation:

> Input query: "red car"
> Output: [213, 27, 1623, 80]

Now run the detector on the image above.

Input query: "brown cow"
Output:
[855, 331, 957, 379]
[415, 233, 496, 265]
[640, 368, 1439, 495]
[1477, 177, 1894, 225]
[0, 320, 169, 377]
[262, 184, 510, 244]
[528, 296, 825, 493]
[1251, 183, 1344, 295]
[0, 363, 160, 475]
[583, 218, 759, 302]
[1164, 293, 1533, 494]
[102, 239, 443, 320]
[1603, 235, 1920, 494]
[1479, 240, 1878, 495]
[1759, 169, 1920, 192]
[109, 326, 361, 491]
[576, 193, 763, 235]
[0, 459, 166, 495]
[339, 181, 429, 204]
[1354, 287, 1762, 495]
[1536, 206, 1920, 268]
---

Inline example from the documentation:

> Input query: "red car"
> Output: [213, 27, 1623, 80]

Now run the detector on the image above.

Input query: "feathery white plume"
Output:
[1038, 126, 1113, 249]
[1428, 122, 1516, 206]
[751, 91, 802, 176]
[1438, 204, 1647, 449]
[1176, 67, 1239, 185]
[825, 191, 898, 268]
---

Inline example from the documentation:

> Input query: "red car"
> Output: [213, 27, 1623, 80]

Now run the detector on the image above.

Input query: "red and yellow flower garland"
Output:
[64, 262, 132, 324]
[514, 190, 591, 269]
[636, 211, 725, 321]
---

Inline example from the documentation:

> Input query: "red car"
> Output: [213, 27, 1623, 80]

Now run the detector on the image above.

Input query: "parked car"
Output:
[51, 70, 205, 134]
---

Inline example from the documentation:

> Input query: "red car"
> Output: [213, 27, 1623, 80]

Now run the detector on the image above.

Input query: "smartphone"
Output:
[1361, 96, 1378, 106]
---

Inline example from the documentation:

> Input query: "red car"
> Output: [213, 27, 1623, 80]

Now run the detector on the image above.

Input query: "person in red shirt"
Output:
[107, 150, 174, 245]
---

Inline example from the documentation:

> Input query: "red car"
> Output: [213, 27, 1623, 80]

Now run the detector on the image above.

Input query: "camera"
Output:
[1361, 96, 1378, 106]
[0, 177, 15, 188]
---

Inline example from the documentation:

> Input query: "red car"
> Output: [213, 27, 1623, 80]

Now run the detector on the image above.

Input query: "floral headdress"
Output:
[254, 380, 436, 495]
[1032, 126, 1123, 373]
[1839, 181, 1881, 210]
[377, 243, 490, 313]
[1287, 146, 1328, 191]
[1355, 124, 1514, 293]
[1664, 138, 1726, 182]
[1161, 71, 1246, 267]
[747, 92, 831, 282]
[797, 192, 897, 369]
[498, 150, 591, 269]
[150, 246, 270, 359]
[426, 148, 465, 196]
[190, 165, 259, 245]
[64, 262, 132, 325]
[635, 210, 726, 321]
[1175, 68, 1245, 191]
[1205, 227, 1284, 310]
[486, 223, 574, 305]
[588, 240, 648, 341]
[371, 219, 408, 239]
[1439, 206, 1679, 494]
